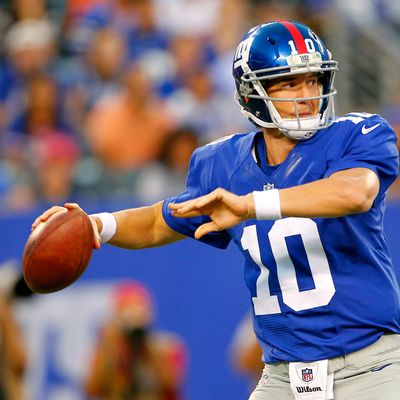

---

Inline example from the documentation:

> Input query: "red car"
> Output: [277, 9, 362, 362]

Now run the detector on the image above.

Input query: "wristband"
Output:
[252, 189, 282, 220]
[89, 212, 117, 243]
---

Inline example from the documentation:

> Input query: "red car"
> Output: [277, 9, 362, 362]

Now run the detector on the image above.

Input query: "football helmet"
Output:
[233, 21, 338, 140]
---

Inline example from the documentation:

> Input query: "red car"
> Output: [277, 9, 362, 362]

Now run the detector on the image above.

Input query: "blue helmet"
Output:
[233, 21, 338, 140]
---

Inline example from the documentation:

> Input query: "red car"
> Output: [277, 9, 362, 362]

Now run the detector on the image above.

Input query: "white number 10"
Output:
[241, 218, 336, 315]
[288, 39, 316, 55]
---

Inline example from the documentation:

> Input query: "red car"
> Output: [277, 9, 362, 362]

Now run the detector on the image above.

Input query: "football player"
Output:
[33, 21, 400, 399]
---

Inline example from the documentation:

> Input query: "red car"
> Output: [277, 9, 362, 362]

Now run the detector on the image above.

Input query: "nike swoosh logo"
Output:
[361, 123, 380, 134]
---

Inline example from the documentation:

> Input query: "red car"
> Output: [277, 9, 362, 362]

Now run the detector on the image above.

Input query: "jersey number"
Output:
[241, 218, 336, 315]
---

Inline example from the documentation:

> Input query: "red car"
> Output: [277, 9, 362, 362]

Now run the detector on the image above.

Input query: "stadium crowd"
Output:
[0, 0, 328, 213]
[0, 0, 399, 215]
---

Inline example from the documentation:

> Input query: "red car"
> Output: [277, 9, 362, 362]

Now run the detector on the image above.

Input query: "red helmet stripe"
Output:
[279, 21, 307, 54]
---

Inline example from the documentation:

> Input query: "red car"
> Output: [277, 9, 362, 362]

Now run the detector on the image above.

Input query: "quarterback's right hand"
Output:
[31, 203, 101, 249]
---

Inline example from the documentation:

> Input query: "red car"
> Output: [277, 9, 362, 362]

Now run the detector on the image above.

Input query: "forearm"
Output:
[94, 202, 184, 249]
[248, 169, 379, 219]
[279, 175, 373, 218]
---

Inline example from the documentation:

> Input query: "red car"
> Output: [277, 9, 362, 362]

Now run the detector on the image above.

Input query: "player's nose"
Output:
[296, 82, 314, 100]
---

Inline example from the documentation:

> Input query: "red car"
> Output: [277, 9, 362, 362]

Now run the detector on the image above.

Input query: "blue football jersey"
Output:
[162, 112, 400, 363]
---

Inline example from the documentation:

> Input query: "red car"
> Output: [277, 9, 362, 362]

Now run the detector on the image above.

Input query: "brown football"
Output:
[22, 208, 94, 293]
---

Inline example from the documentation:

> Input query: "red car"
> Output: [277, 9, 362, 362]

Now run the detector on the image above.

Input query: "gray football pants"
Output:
[249, 334, 400, 400]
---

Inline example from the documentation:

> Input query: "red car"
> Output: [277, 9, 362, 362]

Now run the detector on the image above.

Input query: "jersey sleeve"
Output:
[162, 149, 232, 249]
[324, 116, 399, 194]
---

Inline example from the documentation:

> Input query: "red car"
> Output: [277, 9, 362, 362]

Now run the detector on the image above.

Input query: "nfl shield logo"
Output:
[301, 368, 313, 383]
[263, 183, 275, 191]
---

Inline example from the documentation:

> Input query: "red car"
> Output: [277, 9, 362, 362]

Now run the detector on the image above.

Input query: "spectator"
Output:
[0, 19, 57, 131]
[84, 280, 186, 400]
[166, 67, 252, 142]
[230, 313, 263, 393]
[65, 0, 137, 55]
[0, 74, 78, 210]
[0, 138, 36, 213]
[31, 132, 80, 205]
[65, 0, 168, 60]
[150, 33, 211, 99]
[0, 129, 80, 212]
[0, 298, 27, 399]
[11, 0, 48, 21]
[8, 74, 71, 137]
[64, 28, 127, 133]
[168, 34, 209, 86]
[134, 127, 200, 203]
[124, 0, 169, 63]
[84, 63, 175, 171]
[154, 0, 222, 37]
[209, 0, 250, 95]
[82, 28, 126, 105]
[0, 260, 29, 400]
[65, 0, 102, 20]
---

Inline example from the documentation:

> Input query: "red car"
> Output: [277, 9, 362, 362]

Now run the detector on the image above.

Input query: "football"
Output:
[22, 208, 94, 294]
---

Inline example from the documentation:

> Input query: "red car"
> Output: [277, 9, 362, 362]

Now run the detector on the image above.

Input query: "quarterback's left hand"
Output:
[168, 188, 255, 239]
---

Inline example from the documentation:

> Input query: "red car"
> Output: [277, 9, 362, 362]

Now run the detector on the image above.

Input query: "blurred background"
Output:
[0, 0, 400, 399]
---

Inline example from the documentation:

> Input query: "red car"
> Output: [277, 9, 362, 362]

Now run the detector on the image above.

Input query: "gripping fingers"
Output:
[31, 206, 66, 230]
[32, 203, 85, 231]
[64, 203, 82, 211]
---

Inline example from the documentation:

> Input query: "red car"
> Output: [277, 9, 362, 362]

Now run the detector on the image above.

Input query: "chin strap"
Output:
[276, 117, 322, 140]
[267, 100, 323, 140]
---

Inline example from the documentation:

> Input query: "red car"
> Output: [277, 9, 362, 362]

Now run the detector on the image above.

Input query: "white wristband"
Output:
[89, 212, 117, 243]
[252, 189, 282, 220]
